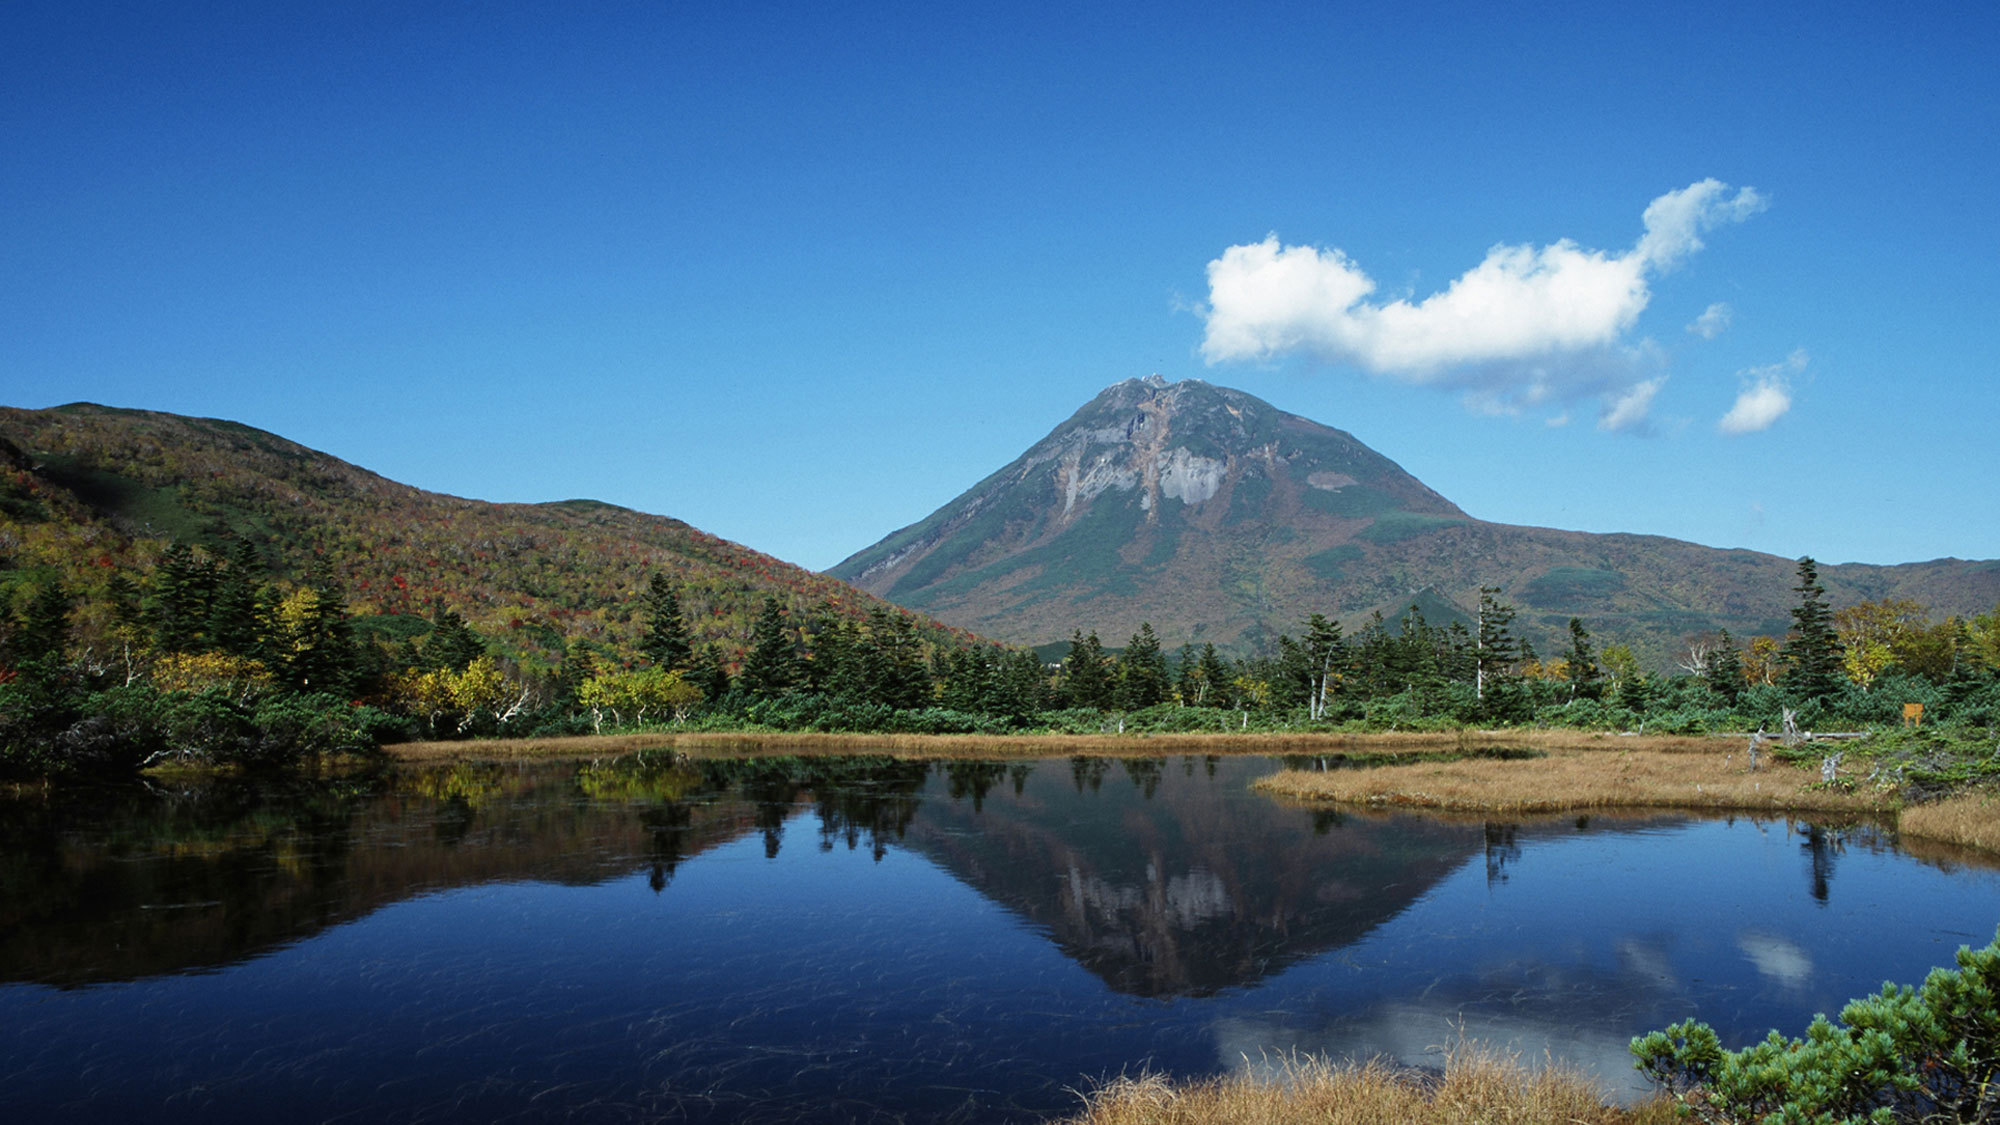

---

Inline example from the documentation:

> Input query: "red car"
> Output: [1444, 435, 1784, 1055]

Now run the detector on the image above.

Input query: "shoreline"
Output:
[380, 726, 2000, 857]
[379, 726, 1743, 764]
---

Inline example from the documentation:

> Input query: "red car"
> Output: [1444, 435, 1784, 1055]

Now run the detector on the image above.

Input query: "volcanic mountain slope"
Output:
[0, 403, 985, 669]
[831, 377, 2000, 664]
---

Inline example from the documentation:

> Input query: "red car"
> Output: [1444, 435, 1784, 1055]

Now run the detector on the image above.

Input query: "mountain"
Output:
[831, 377, 2000, 665]
[0, 403, 985, 669]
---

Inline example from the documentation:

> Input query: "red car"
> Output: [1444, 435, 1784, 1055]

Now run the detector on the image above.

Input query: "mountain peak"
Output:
[829, 379, 2000, 660]
[829, 377, 1464, 649]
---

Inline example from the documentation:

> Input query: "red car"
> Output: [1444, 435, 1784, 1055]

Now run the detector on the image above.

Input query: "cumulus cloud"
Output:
[1688, 302, 1732, 339]
[1599, 377, 1665, 433]
[1738, 931, 1813, 988]
[1199, 179, 1764, 427]
[1718, 349, 1805, 435]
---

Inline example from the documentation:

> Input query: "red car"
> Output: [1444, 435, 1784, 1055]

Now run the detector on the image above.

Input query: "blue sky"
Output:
[5, 1, 1996, 573]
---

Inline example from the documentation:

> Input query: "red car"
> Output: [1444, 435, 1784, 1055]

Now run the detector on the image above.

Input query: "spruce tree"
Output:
[688, 642, 731, 702]
[1710, 629, 1744, 705]
[1474, 588, 1520, 702]
[740, 596, 799, 697]
[1303, 613, 1344, 719]
[12, 582, 72, 666]
[149, 543, 214, 653]
[421, 607, 485, 672]
[208, 538, 264, 659]
[1116, 623, 1169, 710]
[1198, 643, 1232, 709]
[1565, 617, 1601, 700]
[638, 574, 693, 671]
[862, 609, 930, 709]
[1173, 643, 1199, 705]
[1780, 556, 1843, 701]
[1063, 630, 1113, 709]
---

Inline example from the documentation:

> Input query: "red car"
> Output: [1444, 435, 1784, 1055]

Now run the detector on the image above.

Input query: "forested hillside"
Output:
[0, 402, 980, 673]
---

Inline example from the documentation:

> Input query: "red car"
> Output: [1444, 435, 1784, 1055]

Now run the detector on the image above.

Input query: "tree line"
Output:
[5, 547, 1999, 778]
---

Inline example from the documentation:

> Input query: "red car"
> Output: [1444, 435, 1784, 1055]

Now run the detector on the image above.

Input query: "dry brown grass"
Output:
[1254, 743, 1895, 815]
[1899, 788, 2000, 853]
[382, 728, 1738, 766]
[1057, 1046, 1673, 1125]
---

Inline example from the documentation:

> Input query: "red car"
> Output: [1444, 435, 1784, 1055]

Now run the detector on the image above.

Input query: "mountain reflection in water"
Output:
[4, 753, 2000, 1123]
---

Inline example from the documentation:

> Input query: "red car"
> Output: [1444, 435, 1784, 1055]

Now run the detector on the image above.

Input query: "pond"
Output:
[4, 752, 1999, 1123]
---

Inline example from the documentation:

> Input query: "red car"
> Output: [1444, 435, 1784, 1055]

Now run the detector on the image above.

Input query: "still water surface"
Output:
[4, 752, 1999, 1123]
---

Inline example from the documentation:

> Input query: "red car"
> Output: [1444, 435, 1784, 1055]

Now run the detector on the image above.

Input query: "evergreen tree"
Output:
[1062, 630, 1113, 709]
[1303, 613, 1344, 720]
[1780, 556, 1843, 701]
[208, 538, 265, 659]
[1709, 629, 1744, 705]
[1173, 643, 1199, 705]
[278, 566, 360, 696]
[688, 642, 731, 702]
[740, 596, 799, 697]
[1474, 588, 1520, 702]
[11, 581, 72, 666]
[1116, 623, 1169, 709]
[810, 614, 869, 699]
[1197, 643, 1233, 709]
[421, 607, 485, 672]
[1565, 617, 1601, 700]
[638, 574, 693, 670]
[863, 608, 931, 709]
[149, 542, 215, 653]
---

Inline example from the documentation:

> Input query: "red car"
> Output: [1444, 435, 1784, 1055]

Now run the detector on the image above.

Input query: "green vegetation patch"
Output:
[1223, 472, 1272, 526]
[1304, 543, 1364, 583]
[351, 614, 433, 642]
[889, 483, 1052, 598]
[1357, 511, 1466, 544]
[1300, 485, 1398, 520]
[35, 456, 207, 542]
[1521, 566, 1629, 608]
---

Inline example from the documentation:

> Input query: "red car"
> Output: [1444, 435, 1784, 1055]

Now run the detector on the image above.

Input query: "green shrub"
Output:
[1632, 927, 2000, 1123]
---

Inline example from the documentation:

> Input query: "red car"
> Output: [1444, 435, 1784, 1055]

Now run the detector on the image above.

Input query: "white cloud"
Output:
[1738, 931, 1812, 988]
[1688, 302, 1732, 339]
[1718, 349, 1806, 435]
[1599, 377, 1665, 433]
[1199, 179, 1764, 429]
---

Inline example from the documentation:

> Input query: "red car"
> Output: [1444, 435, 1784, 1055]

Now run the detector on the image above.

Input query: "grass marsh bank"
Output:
[1056, 1047, 1672, 1125]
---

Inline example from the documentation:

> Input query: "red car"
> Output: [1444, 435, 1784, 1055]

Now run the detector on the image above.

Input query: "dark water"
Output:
[4, 752, 1999, 1123]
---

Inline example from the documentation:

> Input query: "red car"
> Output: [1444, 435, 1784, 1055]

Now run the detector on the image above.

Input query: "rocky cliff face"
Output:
[831, 377, 2000, 663]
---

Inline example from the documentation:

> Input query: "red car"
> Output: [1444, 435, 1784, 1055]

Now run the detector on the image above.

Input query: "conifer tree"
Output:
[862, 608, 930, 709]
[1197, 643, 1232, 709]
[1303, 613, 1344, 719]
[1565, 617, 1601, 700]
[1781, 556, 1843, 701]
[11, 581, 72, 666]
[207, 539, 264, 659]
[1063, 630, 1113, 709]
[1474, 588, 1520, 702]
[688, 642, 731, 702]
[421, 607, 485, 672]
[740, 596, 799, 697]
[1710, 629, 1744, 705]
[638, 574, 693, 671]
[1116, 623, 1169, 710]
[1173, 643, 1198, 705]
[149, 543, 215, 653]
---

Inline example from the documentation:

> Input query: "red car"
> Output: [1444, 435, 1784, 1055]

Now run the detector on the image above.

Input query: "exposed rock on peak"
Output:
[831, 378, 2000, 663]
